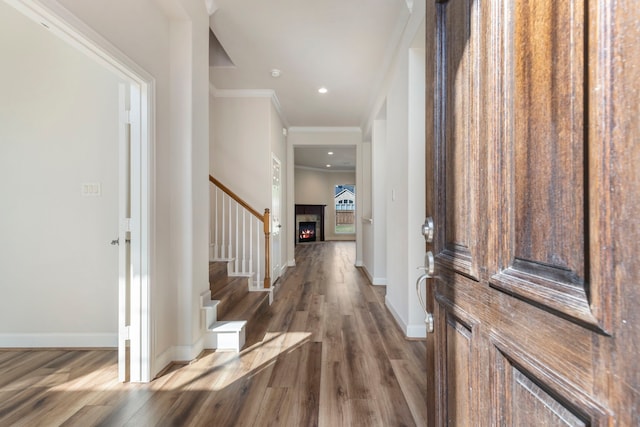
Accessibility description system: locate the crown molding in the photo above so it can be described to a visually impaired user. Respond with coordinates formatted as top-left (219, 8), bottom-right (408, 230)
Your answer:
top-left (294, 165), bottom-right (355, 173)
top-left (288, 126), bottom-right (362, 134)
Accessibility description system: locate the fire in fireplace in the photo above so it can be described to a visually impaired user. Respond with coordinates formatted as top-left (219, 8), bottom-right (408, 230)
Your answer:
top-left (299, 222), bottom-right (316, 242)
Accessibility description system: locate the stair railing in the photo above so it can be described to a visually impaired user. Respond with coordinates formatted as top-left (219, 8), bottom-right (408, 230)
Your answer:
top-left (209, 175), bottom-right (271, 288)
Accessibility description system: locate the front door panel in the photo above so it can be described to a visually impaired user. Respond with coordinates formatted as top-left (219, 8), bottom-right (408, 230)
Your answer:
top-left (425, 0), bottom-right (636, 424)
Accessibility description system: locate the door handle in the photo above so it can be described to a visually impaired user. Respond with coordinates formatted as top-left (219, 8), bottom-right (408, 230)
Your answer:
top-left (417, 251), bottom-right (435, 333)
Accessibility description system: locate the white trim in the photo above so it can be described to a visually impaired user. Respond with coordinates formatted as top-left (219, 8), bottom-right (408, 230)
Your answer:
top-left (385, 296), bottom-right (426, 338)
top-left (172, 339), bottom-right (205, 362)
top-left (288, 126), bottom-right (362, 134)
top-left (5, 0), bottom-right (154, 83)
top-left (294, 164), bottom-right (355, 173)
top-left (287, 259), bottom-right (296, 267)
top-left (0, 333), bottom-right (117, 348)
top-left (154, 346), bottom-right (176, 376)
top-left (361, 265), bottom-right (387, 286)
top-left (8, 0), bottom-right (155, 383)
top-left (406, 323), bottom-right (427, 339)
top-left (385, 296), bottom-right (408, 335)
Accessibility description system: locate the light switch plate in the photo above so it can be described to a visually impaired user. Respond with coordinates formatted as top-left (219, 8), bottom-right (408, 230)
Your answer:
top-left (81, 182), bottom-right (101, 197)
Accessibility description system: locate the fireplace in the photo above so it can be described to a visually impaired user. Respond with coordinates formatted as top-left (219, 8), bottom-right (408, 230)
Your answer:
top-left (299, 222), bottom-right (316, 242)
top-left (295, 204), bottom-right (325, 244)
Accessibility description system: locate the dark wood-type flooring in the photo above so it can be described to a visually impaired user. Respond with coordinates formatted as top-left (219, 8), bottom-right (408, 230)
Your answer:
top-left (0, 242), bottom-right (427, 426)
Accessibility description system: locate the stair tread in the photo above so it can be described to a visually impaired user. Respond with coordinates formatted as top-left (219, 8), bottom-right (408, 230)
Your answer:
top-left (222, 291), bottom-right (270, 321)
top-left (206, 259), bottom-right (272, 351)
top-left (211, 275), bottom-right (248, 299)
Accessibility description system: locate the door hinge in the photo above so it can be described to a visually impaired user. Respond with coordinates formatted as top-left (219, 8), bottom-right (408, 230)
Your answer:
top-left (121, 325), bottom-right (130, 340)
top-left (124, 110), bottom-right (132, 124)
top-left (122, 218), bottom-right (133, 232)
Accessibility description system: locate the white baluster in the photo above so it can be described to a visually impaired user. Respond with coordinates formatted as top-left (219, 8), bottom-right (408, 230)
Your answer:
top-left (227, 197), bottom-right (232, 261)
top-left (221, 195), bottom-right (226, 258)
top-left (242, 210), bottom-right (247, 274)
top-left (255, 217), bottom-right (261, 288)
top-left (249, 218), bottom-right (253, 278)
top-left (214, 187), bottom-right (219, 259)
top-left (235, 203), bottom-right (239, 273)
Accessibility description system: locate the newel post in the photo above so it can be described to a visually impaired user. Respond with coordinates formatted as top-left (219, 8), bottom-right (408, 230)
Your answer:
top-left (263, 208), bottom-right (271, 288)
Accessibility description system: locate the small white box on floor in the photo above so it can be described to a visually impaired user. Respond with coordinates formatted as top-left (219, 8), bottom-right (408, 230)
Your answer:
top-left (209, 321), bottom-right (246, 352)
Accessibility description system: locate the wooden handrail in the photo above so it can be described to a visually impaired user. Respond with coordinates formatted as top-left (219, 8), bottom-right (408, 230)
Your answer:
top-left (209, 175), bottom-right (263, 220)
top-left (209, 174), bottom-right (271, 288)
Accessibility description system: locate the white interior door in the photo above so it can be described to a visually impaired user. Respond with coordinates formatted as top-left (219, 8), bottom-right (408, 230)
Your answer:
top-left (117, 83), bottom-right (130, 382)
top-left (271, 154), bottom-right (282, 282)
top-left (118, 82), bottom-right (148, 382)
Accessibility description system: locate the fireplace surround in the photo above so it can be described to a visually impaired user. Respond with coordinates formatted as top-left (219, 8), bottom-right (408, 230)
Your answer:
top-left (295, 204), bottom-right (325, 244)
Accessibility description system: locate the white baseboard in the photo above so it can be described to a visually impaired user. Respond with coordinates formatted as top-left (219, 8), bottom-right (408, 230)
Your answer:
top-left (385, 297), bottom-right (408, 335)
top-left (355, 259), bottom-right (364, 267)
top-left (384, 297), bottom-right (427, 339)
top-left (406, 323), bottom-right (427, 339)
top-left (360, 265), bottom-right (387, 286)
top-left (171, 337), bottom-right (205, 363)
top-left (0, 332), bottom-right (117, 348)
top-left (287, 258), bottom-right (296, 267)
top-left (153, 346), bottom-right (176, 378)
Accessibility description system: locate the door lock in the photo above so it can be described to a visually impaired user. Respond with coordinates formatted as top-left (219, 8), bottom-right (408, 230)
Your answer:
top-left (421, 217), bottom-right (434, 242)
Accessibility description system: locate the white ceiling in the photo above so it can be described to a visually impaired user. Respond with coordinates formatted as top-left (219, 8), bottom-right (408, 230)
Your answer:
top-left (209, 0), bottom-right (410, 128)
top-left (294, 146), bottom-right (356, 172)
top-left (209, 0), bottom-right (413, 172)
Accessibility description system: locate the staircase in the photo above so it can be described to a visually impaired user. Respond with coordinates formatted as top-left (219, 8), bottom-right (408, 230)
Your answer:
top-left (201, 259), bottom-right (272, 351)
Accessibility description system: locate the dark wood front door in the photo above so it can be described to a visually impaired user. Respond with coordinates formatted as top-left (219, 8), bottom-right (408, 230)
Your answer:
top-left (424, 0), bottom-right (640, 424)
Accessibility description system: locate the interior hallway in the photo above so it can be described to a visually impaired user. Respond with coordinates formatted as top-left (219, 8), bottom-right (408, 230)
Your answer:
top-left (0, 242), bottom-right (427, 426)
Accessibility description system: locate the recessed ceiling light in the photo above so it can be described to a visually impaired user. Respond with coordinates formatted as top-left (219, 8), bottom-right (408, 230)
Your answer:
top-left (271, 69), bottom-right (281, 78)
top-left (328, 151), bottom-right (334, 155)
top-left (318, 87), bottom-right (328, 94)
top-left (326, 164), bottom-right (331, 168)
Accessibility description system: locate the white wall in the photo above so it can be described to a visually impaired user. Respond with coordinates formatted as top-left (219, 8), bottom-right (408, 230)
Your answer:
top-left (368, 118), bottom-right (388, 285)
top-left (363, 2), bottom-right (426, 338)
top-left (0, 2), bottom-right (122, 346)
top-left (361, 141), bottom-right (375, 278)
top-left (407, 41), bottom-right (426, 336)
top-left (294, 168), bottom-right (356, 241)
top-left (211, 95), bottom-right (271, 209)
top-left (60, 0), bottom-right (211, 368)
top-left (385, 45), bottom-right (411, 334)
top-left (210, 92), bottom-right (288, 283)
top-left (4, 0), bottom-right (212, 376)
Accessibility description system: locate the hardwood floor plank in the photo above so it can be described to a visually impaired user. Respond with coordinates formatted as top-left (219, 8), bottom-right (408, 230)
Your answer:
top-left (348, 398), bottom-right (385, 426)
top-left (292, 341), bottom-right (322, 426)
top-left (0, 242), bottom-right (427, 426)
top-left (307, 294), bottom-right (325, 342)
top-left (391, 359), bottom-right (428, 427)
top-left (319, 360), bottom-right (352, 427)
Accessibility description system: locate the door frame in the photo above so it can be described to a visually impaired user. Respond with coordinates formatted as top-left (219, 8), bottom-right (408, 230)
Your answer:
top-left (271, 152), bottom-right (282, 282)
top-left (8, 0), bottom-right (154, 382)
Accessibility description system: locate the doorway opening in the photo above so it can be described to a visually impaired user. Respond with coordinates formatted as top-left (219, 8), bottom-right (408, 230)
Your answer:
top-left (8, 0), bottom-right (154, 383)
